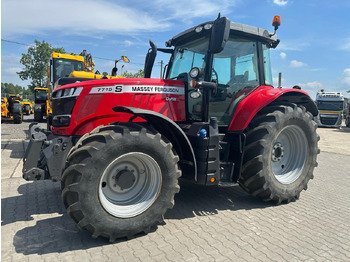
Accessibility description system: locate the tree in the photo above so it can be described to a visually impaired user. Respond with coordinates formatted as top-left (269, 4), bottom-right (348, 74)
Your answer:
top-left (17, 40), bottom-right (65, 92)
top-left (1, 82), bottom-right (34, 100)
top-left (122, 69), bottom-right (144, 78)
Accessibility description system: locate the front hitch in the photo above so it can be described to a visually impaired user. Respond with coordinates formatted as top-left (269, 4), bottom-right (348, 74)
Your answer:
top-left (23, 123), bottom-right (49, 180)
top-left (22, 123), bottom-right (73, 181)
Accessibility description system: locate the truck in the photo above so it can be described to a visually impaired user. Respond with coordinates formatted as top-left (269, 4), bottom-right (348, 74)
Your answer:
top-left (315, 90), bottom-right (344, 128)
top-left (23, 15), bottom-right (319, 241)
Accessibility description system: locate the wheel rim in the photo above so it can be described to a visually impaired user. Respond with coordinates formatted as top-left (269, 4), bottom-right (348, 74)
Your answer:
top-left (271, 125), bottom-right (308, 184)
top-left (99, 152), bottom-right (162, 218)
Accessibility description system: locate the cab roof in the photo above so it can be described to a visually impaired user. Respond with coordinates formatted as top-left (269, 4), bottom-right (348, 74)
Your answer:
top-left (167, 18), bottom-right (277, 47)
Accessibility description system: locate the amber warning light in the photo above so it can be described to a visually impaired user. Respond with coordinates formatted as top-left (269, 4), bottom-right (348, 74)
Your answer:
top-left (272, 15), bottom-right (281, 30)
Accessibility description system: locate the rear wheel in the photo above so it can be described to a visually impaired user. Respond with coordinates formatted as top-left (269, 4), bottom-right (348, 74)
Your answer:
top-left (62, 124), bottom-right (181, 241)
top-left (239, 104), bottom-right (319, 203)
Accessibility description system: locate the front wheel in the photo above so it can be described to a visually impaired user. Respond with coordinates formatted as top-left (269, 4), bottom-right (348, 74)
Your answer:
top-left (239, 104), bottom-right (319, 203)
top-left (34, 112), bottom-right (43, 122)
top-left (62, 124), bottom-right (181, 241)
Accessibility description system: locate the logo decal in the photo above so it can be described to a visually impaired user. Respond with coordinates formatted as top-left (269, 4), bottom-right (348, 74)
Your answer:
top-left (90, 85), bottom-right (184, 95)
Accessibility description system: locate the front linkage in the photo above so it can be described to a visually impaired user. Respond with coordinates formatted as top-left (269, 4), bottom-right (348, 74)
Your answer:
top-left (23, 123), bottom-right (73, 182)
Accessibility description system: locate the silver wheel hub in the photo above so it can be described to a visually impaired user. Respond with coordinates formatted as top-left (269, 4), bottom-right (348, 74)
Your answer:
top-left (99, 152), bottom-right (162, 218)
top-left (271, 125), bottom-right (308, 184)
top-left (271, 142), bottom-right (284, 162)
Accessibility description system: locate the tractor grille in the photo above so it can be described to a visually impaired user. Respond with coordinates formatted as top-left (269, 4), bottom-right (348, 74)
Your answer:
top-left (320, 117), bottom-right (338, 126)
top-left (51, 97), bottom-right (77, 116)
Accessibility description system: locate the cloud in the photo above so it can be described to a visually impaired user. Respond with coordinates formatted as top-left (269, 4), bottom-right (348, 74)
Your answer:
top-left (153, 0), bottom-right (238, 22)
top-left (273, 0), bottom-right (288, 6)
top-left (2, 0), bottom-right (173, 37)
top-left (2, 0), bottom-right (239, 37)
top-left (341, 68), bottom-right (350, 86)
top-left (290, 60), bottom-right (307, 68)
top-left (280, 52), bottom-right (287, 59)
top-left (297, 81), bottom-right (323, 90)
top-left (4, 67), bottom-right (23, 74)
top-left (124, 40), bottom-right (135, 47)
top-left (339, 38), bottom-right (350, 51)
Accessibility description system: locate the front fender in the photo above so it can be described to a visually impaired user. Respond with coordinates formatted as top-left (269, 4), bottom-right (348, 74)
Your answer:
top-left (228, 86), bottom-right (318, 131)
top-left (113, 106), bottom-right (197, 180)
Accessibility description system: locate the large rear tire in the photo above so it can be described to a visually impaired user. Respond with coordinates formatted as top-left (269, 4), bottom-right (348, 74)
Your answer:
top-left (62, 124), bottom-right (181, 241)
top-left (239, 104), bottom-right (319, 203)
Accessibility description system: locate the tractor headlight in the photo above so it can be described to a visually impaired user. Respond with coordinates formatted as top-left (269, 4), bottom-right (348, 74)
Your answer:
top-left (204, 23), bottom-right (212, 30)
top-left (189, 67), bottom-right (202, 79)
top-left (195, 26), bottom-right (203, 33)
top-left (53, 87), bottom-right (83, 99)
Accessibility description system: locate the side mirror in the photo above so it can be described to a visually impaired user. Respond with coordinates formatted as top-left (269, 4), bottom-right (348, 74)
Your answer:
top-left (209, 17), bottom-right (230, 54)
top-left (111, 56), bottom-right (130, 76)
top-left (121, 56), bottom-right (130, 63)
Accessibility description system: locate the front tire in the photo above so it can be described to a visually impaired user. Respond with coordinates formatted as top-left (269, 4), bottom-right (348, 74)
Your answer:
top-left (239, 104), bottom-right (319, 203)
top-left (62, 124), bottom-right (181, 241)
top-left (34, 112), bottom-right (43, 122)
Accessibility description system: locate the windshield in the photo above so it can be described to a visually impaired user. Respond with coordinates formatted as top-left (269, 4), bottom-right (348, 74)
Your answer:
top-left (168, 37), bottom-right (208, 80)
top-left (35, 90), bottom-right (48, 101)
top-left (52, 58), bottom-right (84, 84)
top-left (317, 101), bottom-right (344, 111)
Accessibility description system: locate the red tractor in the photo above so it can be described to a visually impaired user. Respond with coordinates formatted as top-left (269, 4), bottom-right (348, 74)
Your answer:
top-left (23, 15), bottom-right (319, 241)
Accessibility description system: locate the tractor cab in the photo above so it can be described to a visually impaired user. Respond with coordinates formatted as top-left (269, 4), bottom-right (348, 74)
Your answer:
top-left (34, 88), bottom-right (48, 104)
top-left (145, 16), bottom-right (279, 125)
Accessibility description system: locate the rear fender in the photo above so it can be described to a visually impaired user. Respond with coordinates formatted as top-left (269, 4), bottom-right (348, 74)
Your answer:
top-left (228, 86), bottom-right (318, 131)
top-left (113, 106), bottom-right (197, 180)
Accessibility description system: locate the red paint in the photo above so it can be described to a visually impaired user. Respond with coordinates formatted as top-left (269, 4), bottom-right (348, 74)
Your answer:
top-left (228, 85), bottom-right (311, 131)
top-left (51, 78), bottom-right (186, 136)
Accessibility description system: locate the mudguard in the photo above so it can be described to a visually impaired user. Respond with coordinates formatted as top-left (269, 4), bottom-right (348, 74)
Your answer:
top-left (228, 86), bottom-right (318, 131)
top-left (113, 106), bottom-right (197, 180)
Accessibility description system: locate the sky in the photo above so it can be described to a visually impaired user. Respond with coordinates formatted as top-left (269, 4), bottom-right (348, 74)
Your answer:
top-left (1, 0), bottom-right (350, 100)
